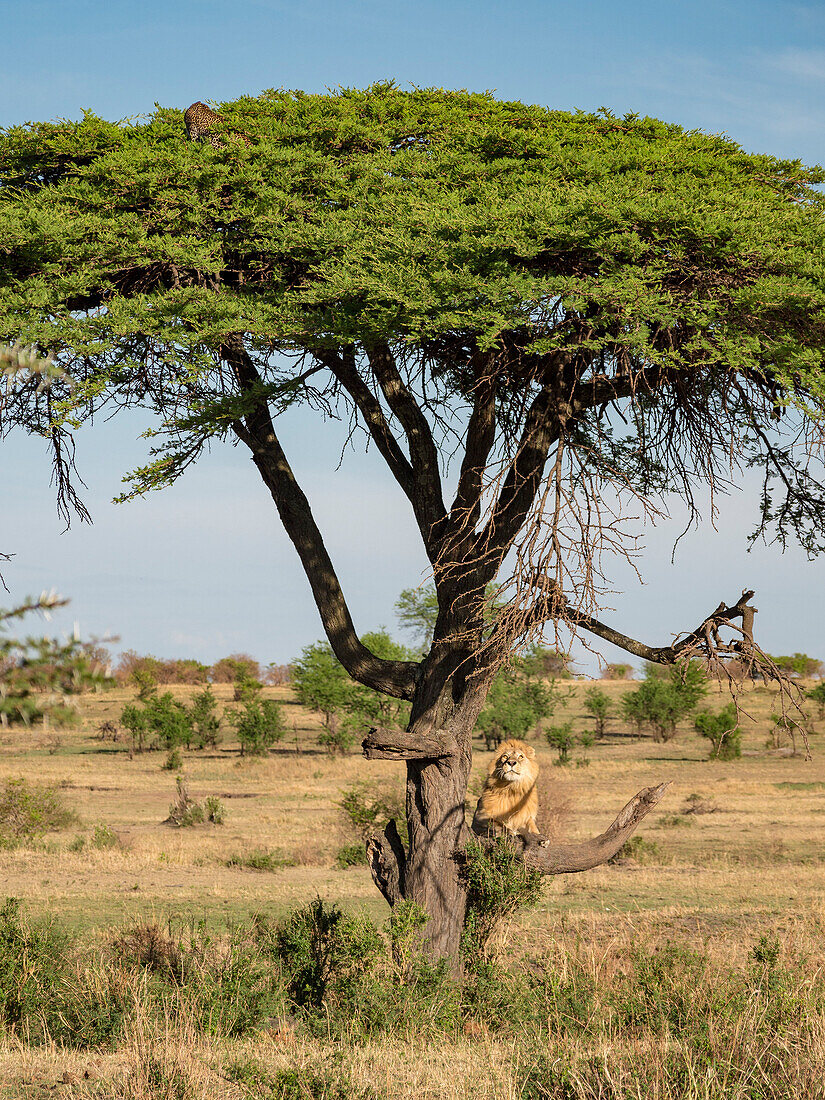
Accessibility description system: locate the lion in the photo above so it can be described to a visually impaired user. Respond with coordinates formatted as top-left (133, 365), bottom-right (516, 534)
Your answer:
top-left (472, 738), bottom-right (545, 844)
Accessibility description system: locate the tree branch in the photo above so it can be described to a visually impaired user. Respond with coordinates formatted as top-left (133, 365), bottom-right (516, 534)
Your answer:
top-left (471, 782), bottom-right (671, 873)
top-left (473, 385), bottom-right (560, 580)
top-left (365, 342), bottom-right (447, 552)
top-left (222, 339), bottom-right (418, 699)
top-left (524, 782), bottom-right (671, 873)
top-left (447, 360), bottom-right (497, 538)
top-left (362, 726), bottom-right (459, 760)
top-left (519, 576), bottom-right (760, 665)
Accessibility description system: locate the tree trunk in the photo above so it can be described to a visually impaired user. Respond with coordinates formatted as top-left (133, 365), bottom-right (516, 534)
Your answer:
top-left (368, 659), bottom-right (491, 964)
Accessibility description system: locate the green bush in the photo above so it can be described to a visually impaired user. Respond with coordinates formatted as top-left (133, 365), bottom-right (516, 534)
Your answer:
top-left (226, 849), bottom-right (294, 872)
top-left (622, 662), bottom-right (708, 741)
top-left (335, 842), bottom-right (366, 869)
top-left (162, 748), bottom-right (183, 771)
top-left (476, 664), bottom-right (558, 750)
top-left (0, 777), bottom-right (77, 840)
top-left (164, 777), bottom-right (224, 827)
top-left (544, 722), bottom-right (591, 766)
top-left (582, 686), bottom-right (612, 738)
top-left (694, 702), bottom-right (742, 760)
top-left (461, 839), bottom-right (544, 957)
top-left (121, 687), bottom-right (194, 752)
top-left (227, 697), bottom-right (285, 755)
top-left (270, 899), bottom-right (383, 1011)
top-left (807, 681), bottom-right (825, 720)
top-left (188, 685), bottom-right (221, 747)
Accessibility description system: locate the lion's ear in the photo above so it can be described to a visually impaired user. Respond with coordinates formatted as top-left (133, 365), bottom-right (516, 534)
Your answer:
top-left (524, 744), bottom-right (536, 759)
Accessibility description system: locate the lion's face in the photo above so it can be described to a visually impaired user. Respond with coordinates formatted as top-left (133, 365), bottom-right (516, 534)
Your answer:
top-left (490, 739), bottom-right (537, 787)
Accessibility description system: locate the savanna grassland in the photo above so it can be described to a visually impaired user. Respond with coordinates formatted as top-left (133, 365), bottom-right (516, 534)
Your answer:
top-left (2, 676), bottom-right (825, 1100)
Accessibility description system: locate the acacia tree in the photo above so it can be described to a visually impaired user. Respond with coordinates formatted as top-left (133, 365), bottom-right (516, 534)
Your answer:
top-left (2, 88), bottom-right (825, 962)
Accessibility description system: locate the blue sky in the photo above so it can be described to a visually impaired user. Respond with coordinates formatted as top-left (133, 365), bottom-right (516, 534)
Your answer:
top-left (2, 0), bottom-right (825, 672)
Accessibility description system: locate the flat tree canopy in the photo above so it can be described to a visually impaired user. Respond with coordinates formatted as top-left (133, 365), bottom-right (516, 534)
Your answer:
top-left (2, 87), bottom-right (824, 960)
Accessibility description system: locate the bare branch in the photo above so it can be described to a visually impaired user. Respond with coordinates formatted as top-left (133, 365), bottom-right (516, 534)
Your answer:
top-left (471, 782), bottom-right (670, 874)
top-left (524, 782), bottom-right (671, 873)
top-left (362, 726), bottom-right (459, 760)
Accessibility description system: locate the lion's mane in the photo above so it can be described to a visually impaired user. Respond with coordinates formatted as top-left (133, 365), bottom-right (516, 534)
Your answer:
top-left (472, 738), bottom-right (541, 838)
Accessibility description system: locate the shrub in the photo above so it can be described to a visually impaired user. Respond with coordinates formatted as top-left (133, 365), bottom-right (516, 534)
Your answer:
top-left (164, 777), bottom-right (224, 827)
top-left (600, 662), bottom-right (634, 680)
top-left (226, 697), bottom-right (285, 755)
top-left (188, 685), bottom-right (221, 747)
top-left (0, 777), bottom-right (77, 839)
top-left (461, 839), bottom-right (544, 957)
top-left (545, 722), bottom-right (591, 766)
top-left (621, 661), bottom-right (707, 741)
top-left (162, 748), bottom-right (183, 771)
top-left (120, 687), bottom-right (194, 752)
top-left (337, 781), bottom-right (407, 867)
top-left (694, 702), bottom-right (742, 759)
top-left (226, 849), bottom-right (294, 872)
top-left (807, 681), bottom-right (825, 720)
top-left (608, 834), bottom-right (661, 865)
top-left (476, 662), bottom-right (559, 749)
top-left (91, 824), bottom-right (120, 849)
top-left (270, 899), bottom-right (383, 1011)
top-left (582, 686), bottom-right (612, 738)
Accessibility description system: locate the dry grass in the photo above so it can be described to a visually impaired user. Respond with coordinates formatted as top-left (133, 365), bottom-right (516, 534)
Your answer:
top-left (1, 678), bottom-right (824, 1096)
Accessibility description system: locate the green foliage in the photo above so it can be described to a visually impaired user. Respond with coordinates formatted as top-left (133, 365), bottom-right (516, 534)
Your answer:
top-left (120, 686), bottom-right (193, 752)
top-left (765, 652), bottom-right (823, 678)
top-left (694, 702), bottom-right (742, 760)
top-left (226, 849), bottom-right (295, 872)
top-left (806, 681), bottom-right (825, 720)
top-left (476, 658), bottom-right (560, 750)
top-left (162, 748), bottom-right (183, 771)
top-left (336, 781), bottom-right (407, 868)
top-left (622, 662), bottom-right (708, 741)
top-left (335, 843), bottom-right (366, 869)
top-left (3, 90), bottom-right (824, 560)
top-left (270, 899), bottom-right (383, 1011)
top-left (293, 633), bottom-right (411, 755)
top-left (545, 721), bottom-right (591, 766)
top-left (0, 898), bottom-right (128, 1048)
top-left (227, 697), bottom-right (285, 755)
top-left (394, 585), bottom-right (439, 653)
top-left (608, 834), bottom-right (661, 865)
top-left (582, 686), bottom-right (612, 737)
top-left (461, 839), bottom-right (544, 957)
top-left (0, 777), bottom-right (77, 840)
top-left (188, 685), bottom-right (221, 747)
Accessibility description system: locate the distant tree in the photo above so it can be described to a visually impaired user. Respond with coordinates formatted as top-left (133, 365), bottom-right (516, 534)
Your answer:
top-left (395, 586), bottom-right (440, 655)
top-left (600, 664), bottom-right (634, 681)
top-left (227, 697), bottom-right (285, 755)
top-left (188, 686), bottom-right (221, 748)
top-left (765, 653), bottom-right (823, 679)
top-left (476, 661), bottom-right (558, 750)
top-left (293, 631), bottom-right (412, 754)
top-left (210, 654), bottom-right (262, 684)
top-left (807, 682), bottom-right (825, 721)
top-left (694, 703), bottom-right (741, 760)
top-left (583, 687), bottom-right (613, 739)
top-left (622, 663), bottom-right (708, 742)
